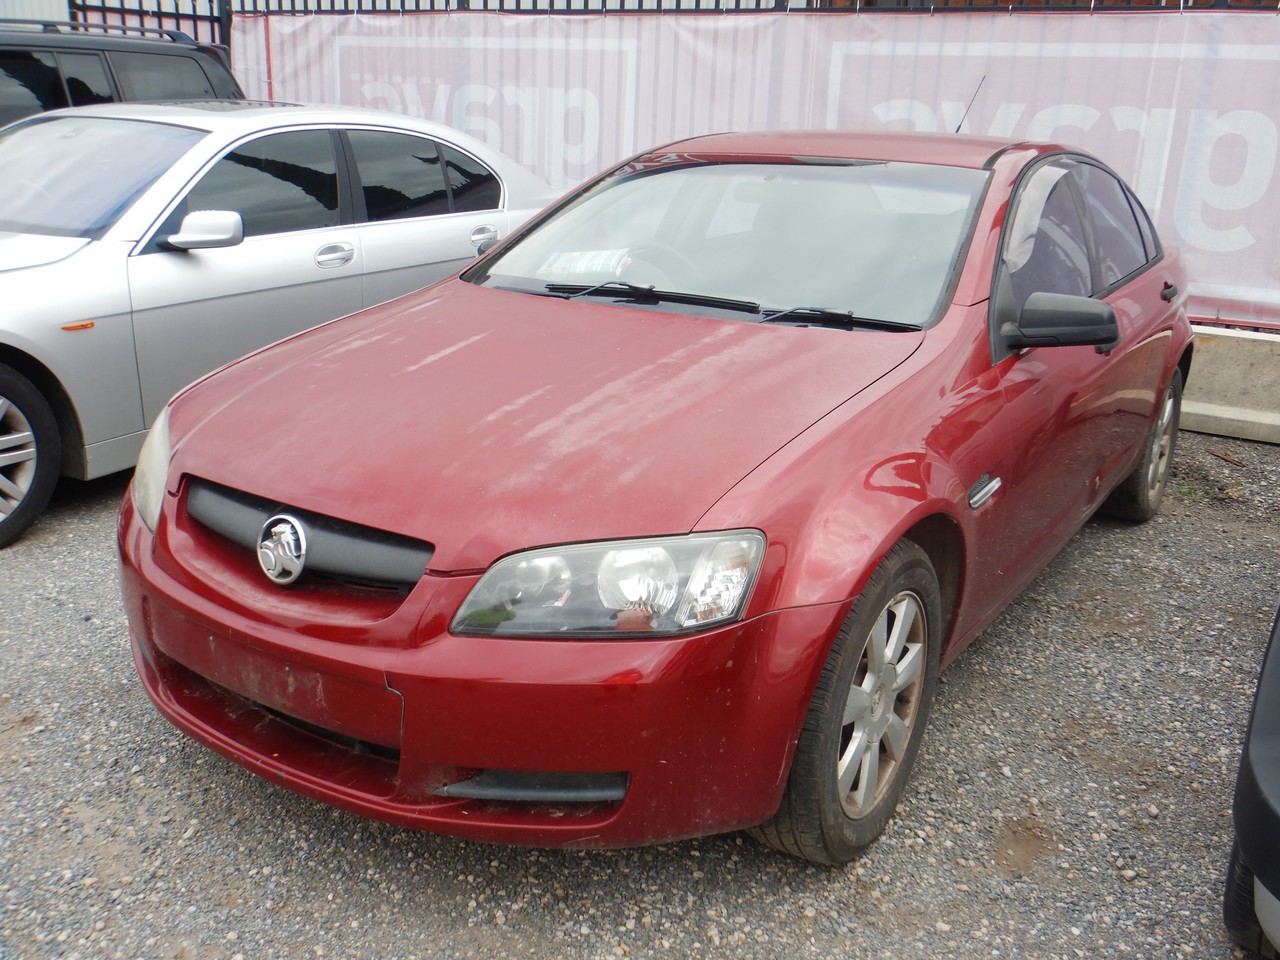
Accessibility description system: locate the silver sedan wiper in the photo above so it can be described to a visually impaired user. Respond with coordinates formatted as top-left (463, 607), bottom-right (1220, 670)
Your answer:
top-left (759, 307), bottom-right (919, 332)
top-left (545, 281), bottom-right (761, 315)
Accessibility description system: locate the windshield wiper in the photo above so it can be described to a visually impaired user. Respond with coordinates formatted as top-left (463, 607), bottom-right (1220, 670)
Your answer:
top-left (545, 281), bottom-right (761, 315)
top-left (546, 280), bottom-right (656, 301)
top-left (758, 307), bottom-right (919, 332)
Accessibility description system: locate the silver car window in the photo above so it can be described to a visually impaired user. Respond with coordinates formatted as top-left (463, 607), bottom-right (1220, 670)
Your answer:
top-left (0, 115), bottom-right (204, 238)
top-left (347, 129), bottom-right (449, 222)
top-left (158, 129), bottom-right (341, 240)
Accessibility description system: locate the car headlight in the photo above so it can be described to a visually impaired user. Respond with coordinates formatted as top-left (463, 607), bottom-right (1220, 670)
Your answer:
top-left (452, 530), bottom-right (765, 637)
top-left (132, 406), bottom-right (172, 531)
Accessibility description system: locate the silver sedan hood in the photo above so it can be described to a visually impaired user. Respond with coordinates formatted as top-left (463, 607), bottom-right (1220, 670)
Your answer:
top-left (0, 233), bottom-right (90, 273)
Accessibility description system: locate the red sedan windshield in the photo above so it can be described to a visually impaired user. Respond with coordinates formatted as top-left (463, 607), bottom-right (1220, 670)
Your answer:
top-left (474, 159), bottom-right (989, 327)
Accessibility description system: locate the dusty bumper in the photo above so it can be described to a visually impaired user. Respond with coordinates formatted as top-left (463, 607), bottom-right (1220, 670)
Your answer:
top-left (119, 492), bottom-right (844, 848)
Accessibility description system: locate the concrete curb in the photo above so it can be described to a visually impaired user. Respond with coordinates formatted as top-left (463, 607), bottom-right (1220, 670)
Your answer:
top-left (1182, 325), bottom-right (1280, 445)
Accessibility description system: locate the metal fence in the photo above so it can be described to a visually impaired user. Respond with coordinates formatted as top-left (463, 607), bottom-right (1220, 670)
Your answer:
top-left (67, 0), bottom-right (1280, 52)
top-left (69, 0), bottom-right (229, 45)
top-left (231, 0), bottom-right (1280, 9)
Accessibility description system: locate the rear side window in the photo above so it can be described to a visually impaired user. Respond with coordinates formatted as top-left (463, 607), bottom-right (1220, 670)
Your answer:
top-left (168, 130), bottom-right (340, 238)
top-left (58, 53), bottom-right (113, 107)
top-left (441, 144), bottom-right (500, 212)
top-left (347, 129), bottom-right (450, 222)
top-left (0, 51), bottom-right (68, 125)
top-left (109, 52), bottom-right (217, 101)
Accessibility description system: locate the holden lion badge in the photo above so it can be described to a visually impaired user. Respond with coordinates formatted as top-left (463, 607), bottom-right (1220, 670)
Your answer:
top-left (257, 514), bottom-right (307, 585)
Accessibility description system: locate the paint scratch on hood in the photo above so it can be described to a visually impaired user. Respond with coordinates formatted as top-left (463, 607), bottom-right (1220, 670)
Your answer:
top-left (406, 333), bottom-right (489, 373)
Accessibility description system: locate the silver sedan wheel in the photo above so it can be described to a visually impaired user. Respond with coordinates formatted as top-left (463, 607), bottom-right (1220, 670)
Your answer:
top-left (837, 589), bottom-right (927, 819)
top-left (0, 395), bottom-right (38, 519)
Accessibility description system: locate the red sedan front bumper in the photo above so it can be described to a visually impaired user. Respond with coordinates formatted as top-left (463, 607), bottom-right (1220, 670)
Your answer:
top-left (119, 488), bottom-right (846, 848)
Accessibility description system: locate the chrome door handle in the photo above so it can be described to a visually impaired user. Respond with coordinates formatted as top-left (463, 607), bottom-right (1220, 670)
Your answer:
top-left (315, 242), bottom-right (355, 268)
top-left (470, 225), bottom-right (500, 248)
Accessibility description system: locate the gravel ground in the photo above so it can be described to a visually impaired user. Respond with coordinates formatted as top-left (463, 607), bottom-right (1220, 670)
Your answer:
top-left (1, 429), bottom-right (1277, 960)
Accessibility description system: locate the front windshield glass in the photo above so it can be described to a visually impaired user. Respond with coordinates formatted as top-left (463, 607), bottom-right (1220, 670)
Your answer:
top-left (0, 116), bottom-right (205, 238)
top-left (472, 159), bottom-right (989, 327)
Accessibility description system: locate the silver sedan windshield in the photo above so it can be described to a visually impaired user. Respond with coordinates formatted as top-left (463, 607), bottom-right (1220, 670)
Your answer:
top-left (477, 160), bottom-right (989, 327)
top-left (0, 116), bottom-right (205, 239)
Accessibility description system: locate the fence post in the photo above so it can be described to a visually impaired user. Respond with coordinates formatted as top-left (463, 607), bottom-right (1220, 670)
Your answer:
top-left (218, 0), bottom-right (234, 50)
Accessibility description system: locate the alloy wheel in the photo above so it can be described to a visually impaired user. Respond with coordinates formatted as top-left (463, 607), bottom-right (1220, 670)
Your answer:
top-left (837, 589), bottom-right (927, 818)
top-left (0, 395), bottom-right (37, 519)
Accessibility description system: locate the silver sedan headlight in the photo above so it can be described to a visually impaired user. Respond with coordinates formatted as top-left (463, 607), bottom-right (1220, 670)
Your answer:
top-left (452, 530), bottom-right (765, 637)
top-left (131, 406), bottom-right (172, 531)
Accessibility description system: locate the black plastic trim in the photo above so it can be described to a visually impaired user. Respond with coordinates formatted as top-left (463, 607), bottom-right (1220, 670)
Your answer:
top-left (434, 770), bottom-right (628, 803)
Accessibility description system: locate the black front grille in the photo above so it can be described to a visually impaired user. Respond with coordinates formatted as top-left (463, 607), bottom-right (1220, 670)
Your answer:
top-left (185, 477), bottom-right (433, 591)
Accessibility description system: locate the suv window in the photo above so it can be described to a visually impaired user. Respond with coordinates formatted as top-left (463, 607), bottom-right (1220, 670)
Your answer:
top-left (0, 51), bottom-right (67, 125)
top-left (109, 51), bottom-right (216, 101)
top-left (0, 23), bottom-right (242, 124)
top-left (162, 130), bottom-right (341, 239)
top-left (59, 52), bottom-right (113, 107)
top-left (347, 129), bottom-right (450, 222)
top-left (441, 144), bottom-right (501, 212)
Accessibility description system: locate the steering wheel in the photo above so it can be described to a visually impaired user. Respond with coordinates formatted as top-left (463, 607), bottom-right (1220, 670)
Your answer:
top-left (621, 240), bottom-right (706, 289)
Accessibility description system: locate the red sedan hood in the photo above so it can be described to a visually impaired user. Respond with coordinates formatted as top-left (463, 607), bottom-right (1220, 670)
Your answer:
top-left (170, 281), bottom-right (922, 571)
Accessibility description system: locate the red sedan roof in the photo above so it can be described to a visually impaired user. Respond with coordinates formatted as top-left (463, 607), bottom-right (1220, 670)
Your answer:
top-left (658, 130), bottom-right (1035, 169)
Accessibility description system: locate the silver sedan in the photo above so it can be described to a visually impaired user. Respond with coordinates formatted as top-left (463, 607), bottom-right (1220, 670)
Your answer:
top-left (0, 101), bottom-right (555, 546)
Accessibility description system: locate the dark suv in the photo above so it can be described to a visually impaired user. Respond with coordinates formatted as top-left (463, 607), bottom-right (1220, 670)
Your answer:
top-left (1226, 606), bottom-right (1280, 958)
top-left (0, 19), bottom-right (242, 127)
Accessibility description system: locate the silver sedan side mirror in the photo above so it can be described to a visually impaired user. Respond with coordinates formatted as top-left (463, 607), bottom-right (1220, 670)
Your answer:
top-left (165, 210), bottom-right (245, 251)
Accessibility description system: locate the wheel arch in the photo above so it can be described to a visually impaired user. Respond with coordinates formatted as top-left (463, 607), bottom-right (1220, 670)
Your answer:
top-left (1177, 339), bottom-right (1194, 389)
top-left (898, 512), bottom-right (966, 660)
top-left (0, 345), bottom-right (86, 479)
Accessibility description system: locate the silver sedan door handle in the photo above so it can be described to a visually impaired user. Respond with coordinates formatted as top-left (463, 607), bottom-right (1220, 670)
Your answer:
top-left (470, 225), bottom-right (500, 248)
top-left (315, 242), bottom-right (356, 269)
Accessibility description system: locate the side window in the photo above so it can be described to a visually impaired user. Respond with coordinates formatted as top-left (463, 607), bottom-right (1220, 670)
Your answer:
top-left (347, 130), bottom-right (450, 222)
top-left (440, 144), bottom-right (501, 212)
top-left (108, 52), bottom-right (216, 101)
top-left (58, 53), bottom-right (113, 107)
top-left (0, 51), bottom-right (68, 125)
top-left (159, 130), bottom-right (340, 240)
top-left (1070, 163), bottom-right (1148, 290)
top-left (1003, 164), bottom-right (1091, 316)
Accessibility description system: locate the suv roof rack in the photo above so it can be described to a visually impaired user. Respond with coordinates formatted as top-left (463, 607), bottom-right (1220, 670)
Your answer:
top-left (0, 19), bottom-right (195, 44)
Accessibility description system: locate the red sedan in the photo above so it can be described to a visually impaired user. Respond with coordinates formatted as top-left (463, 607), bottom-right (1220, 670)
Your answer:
top-left (118, 132), bottom-right (1193, 864)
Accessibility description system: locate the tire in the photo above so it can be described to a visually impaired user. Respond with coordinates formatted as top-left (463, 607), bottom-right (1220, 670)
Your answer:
top-left (1102, 366), bottom-right (1182, 522)
top-left (0, 363), bottom-right (61, 549)
top-left (750, 540), bottom-right (942, 865)
top-left (1224, 839), bottom-right (1280, 958)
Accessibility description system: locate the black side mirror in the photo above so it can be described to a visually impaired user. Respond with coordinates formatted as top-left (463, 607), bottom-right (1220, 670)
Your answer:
top-left (1001, 291), bottom-right (1120, 352)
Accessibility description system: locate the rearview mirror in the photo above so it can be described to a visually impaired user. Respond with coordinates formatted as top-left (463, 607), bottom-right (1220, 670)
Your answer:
top-left (165, 210), bottom-right (244, 251)
top-left (1001, 291), bottom-right (1120, 351)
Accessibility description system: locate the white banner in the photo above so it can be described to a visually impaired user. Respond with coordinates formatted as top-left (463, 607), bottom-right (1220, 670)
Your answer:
top-left (233, 11), bottom-right (1280, 327)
